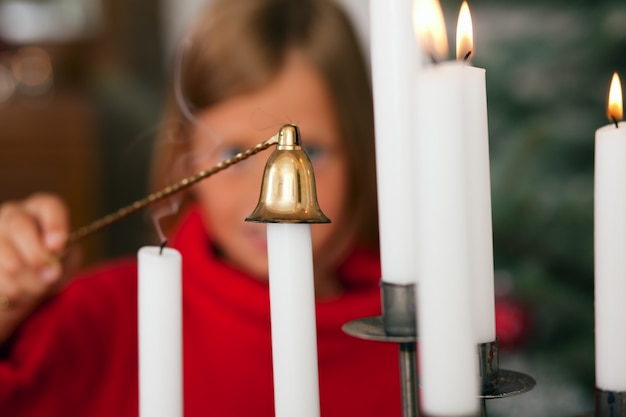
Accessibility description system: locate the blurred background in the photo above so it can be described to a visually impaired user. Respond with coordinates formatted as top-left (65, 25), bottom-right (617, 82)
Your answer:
top-left (461, 1), bottom-right (625, 416)
top-left (0, 0), bottom-right (166, 262)
top-left (1, 0), bottom-right (625, 415)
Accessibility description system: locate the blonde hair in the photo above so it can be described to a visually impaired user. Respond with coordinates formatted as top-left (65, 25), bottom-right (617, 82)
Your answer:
top-left (151, 0), bottom-right (379, 248)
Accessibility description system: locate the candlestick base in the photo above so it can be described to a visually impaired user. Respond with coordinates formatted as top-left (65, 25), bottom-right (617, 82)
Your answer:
top-left (343, 315), bottom-right (415, 343)
top-left (343, 317), bottom-right (535, 399)
top-left (343, 315), bottom-right (418, 417)
top-left (479, 369), bottom-right (536, 399)
top-left (345, 284), bottom-right (535, 417)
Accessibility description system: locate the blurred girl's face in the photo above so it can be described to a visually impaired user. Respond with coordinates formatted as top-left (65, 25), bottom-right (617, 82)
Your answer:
top-left (188, 53), bottom-right (350, 288)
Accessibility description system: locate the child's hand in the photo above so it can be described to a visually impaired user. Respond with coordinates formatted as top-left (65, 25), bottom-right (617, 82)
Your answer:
top-left (0, 193), bottom-right (76, 344)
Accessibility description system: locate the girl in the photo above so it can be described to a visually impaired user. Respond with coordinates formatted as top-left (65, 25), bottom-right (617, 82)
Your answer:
top-left (0, 0), bottom-right (402, 416)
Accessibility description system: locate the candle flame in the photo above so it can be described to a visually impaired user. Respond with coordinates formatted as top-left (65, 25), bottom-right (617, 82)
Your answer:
top-left (456, 1), bottom-right (473, 61)
top-left (607, 72), bottom-right (623, 123)
top-left (413, 0), bottom-right (448, 62)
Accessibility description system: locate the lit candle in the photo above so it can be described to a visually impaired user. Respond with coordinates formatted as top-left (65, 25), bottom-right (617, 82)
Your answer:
top-left (138, 246), bottom-right (183, 417)
top-left (456, 0), bottom-right (496, 345)
top-left (413, 0), bottom-right (495, 343)
top-left (595, 72), bottom-right (626, 392)
top-left (413, 0), bottom-right (480, 414)
top-left (370, 0), bottom-right (423, 284)
top-left (266, 223), bottom-right (320, 417)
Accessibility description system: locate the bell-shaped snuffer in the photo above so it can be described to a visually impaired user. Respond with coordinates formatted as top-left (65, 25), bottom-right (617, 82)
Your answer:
top-left (246, 124), bottom-right (330, 224)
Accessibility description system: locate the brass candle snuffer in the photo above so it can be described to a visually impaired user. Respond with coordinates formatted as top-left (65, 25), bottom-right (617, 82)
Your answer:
top-left (245, 123), bottom-right (329, 224)
top-left (68, 123), bottom-right (329, 246)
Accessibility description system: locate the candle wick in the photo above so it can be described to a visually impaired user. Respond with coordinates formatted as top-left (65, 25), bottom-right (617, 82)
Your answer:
top-left (612, 116), bottom-right (620, 129)
top-left (463, 50), bottom-right (473, 62)
top-left (159, 240), bottom-right (168, 255)
top-left (429, 53), bottom-right (439, 65)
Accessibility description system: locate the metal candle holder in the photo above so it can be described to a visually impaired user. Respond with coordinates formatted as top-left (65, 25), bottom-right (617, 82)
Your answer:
top-left (343, 282), bottom-right (418, 417)
top-left (594, 389), bottom-right (626, 417)
top-left (577, 389), bottom-right (626, 417)
top-left (343, 282), bottom-right (536, 417)
top-left (477, 340), bottom-right (535, 416)
top-left (478, 340), bottom-right (536, 400)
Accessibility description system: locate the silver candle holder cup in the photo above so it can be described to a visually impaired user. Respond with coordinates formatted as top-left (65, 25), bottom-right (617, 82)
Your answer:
top-left (595, 389), bottom-right (626, 417)
top-left (381, 281), bottom-right (417, 337)
top-left (477, 340), bottom-right (535, 400)
top-left (578, 389), bottom-right (626, 417)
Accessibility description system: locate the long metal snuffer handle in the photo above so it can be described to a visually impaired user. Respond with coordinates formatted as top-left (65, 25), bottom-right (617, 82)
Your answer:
top-left (67, 132), bottom-right (280, 246)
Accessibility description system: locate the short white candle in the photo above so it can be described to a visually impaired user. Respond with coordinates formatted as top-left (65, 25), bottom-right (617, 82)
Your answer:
top-left (370, 0), bottom-right (423, 284)
top-left (595, 72), bottom-right (626, 391)
top-left (266, 223), bottom-right (320, 417)
top-left (138, 246), bottom-right (183, 417)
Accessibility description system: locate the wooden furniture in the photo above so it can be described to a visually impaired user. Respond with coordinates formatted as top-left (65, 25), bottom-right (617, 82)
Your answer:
top-left (0, 92), bottom-right (103, 264)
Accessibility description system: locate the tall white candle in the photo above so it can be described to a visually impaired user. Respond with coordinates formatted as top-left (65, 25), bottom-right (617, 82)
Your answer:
top-left (370, 0), bottom-right (423, 284)
top-left (456, 1), bottom-right (496, 344)
top-left (266, 223), bottom-right (320, 417)
top-left (595, 72), bottom-right (626, 391)
top-left (138, 246), bottom-right (183, 417)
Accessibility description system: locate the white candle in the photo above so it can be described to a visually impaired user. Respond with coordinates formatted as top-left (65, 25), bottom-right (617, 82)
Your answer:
top-left (595, 72), bottom-right (626, 391)
top-left (413, 1), bottom-right (480, 414)
top-left (414, 62), bottom-right (480, 416)
top-left (266, 223), bottom-right (320, 417)
top-left (370, 0), bottom-right (423, 284)
top-left (456, 1), bottom-right (496, 344)
top-left (413, 0), bottom-right (495, 343)
top-left (138, 246), bottom-right (183, 417)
